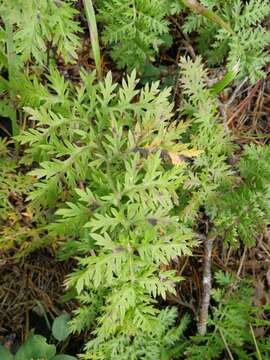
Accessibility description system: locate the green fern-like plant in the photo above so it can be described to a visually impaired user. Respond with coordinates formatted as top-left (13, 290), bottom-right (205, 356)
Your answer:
top-left (0, 0), bottom-right (81, 136)
top-left (178, 56), bottom-right (234, 224)
top-left (0, 0), bottom-right (81, 66)
top-left (213, 144), bottom-right (270, 246)
top-left (186, 272), bottom-right (270, 360)
top-left (1, 1), bottom-right (270, 357)
top-left (15, 57), bottom-right (270, 358)
top-left (179, 57), bottom-right (270, 247)
top-left (80, 308), bottom-right (189, 360)
top-left (18, 67), bottom-right (198, 356)
top-left (96, 0), bottom-right (180, 70)
top-left (182, 0), bottom-right (270, 82)
top-left (96, 0), bottom-right (270, 81)
top-left (0, 138), bottom-right (49, 256)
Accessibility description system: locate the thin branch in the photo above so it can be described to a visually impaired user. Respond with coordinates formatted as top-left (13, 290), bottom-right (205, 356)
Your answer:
top-left (198, 235), bottom-right (214, 335)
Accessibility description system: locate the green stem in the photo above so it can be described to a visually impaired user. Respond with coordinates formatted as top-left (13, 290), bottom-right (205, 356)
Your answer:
top-left (4, 20), bottom-right (20, 137)
top-left (249, 324), bottom-right (262, 360)
top-left (83, 0), bottom-right (102, 79)
top-left (180, 0), bottom-right (235, 35)
top-left (5, 20), bottom-right (14, 80)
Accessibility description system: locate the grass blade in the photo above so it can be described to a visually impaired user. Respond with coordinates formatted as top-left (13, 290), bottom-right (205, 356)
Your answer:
top-left (210, 60), bottom-right (240, 95)
top-left (83, 0), bottom-right (102, 79)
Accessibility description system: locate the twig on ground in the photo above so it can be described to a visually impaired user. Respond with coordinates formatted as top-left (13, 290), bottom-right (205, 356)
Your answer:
top-left (226, 77), bottom-right (248, 106)
top-left (237, 246), bottom-right (247, 278)
top-left (169, 16), bottom-right (196, 61)
top-left (227, 79), bottom-right (263, 126)
top-left (218, 77), bottom-right (248, 134)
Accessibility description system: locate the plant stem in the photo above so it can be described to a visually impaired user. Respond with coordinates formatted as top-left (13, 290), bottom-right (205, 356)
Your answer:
top-left (5, 19), bottom-right (20, 137)
top-left (249, 324), bottom-right (262, 360)
top-left (83, 0), bottom-right (102, 79)
top-left (218, 328), bottom-right (235, 360)
top-left (180, 0), bottom-right (234, 35)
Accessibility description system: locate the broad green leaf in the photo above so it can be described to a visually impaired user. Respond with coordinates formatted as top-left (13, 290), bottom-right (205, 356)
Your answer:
top-left (52, 314), bottom-right (71, 342)
top-left (15, 333), bottom-right (56, 360)
top-left (0, 345), bottom-right (14, 360)
top-left (52, 355), bottom-right (77, 360)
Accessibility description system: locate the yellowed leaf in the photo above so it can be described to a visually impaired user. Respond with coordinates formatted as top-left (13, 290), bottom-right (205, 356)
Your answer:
top-left (168, 152), bottom-right (185, 166)
top-left (168, 148), bottom-right (202, 166)
top-left (180, 149), bottom-right (203, 157)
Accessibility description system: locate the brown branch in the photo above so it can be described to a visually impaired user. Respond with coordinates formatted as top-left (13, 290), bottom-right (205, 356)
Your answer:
top-left (198, 235), bottom-right (214, 335)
